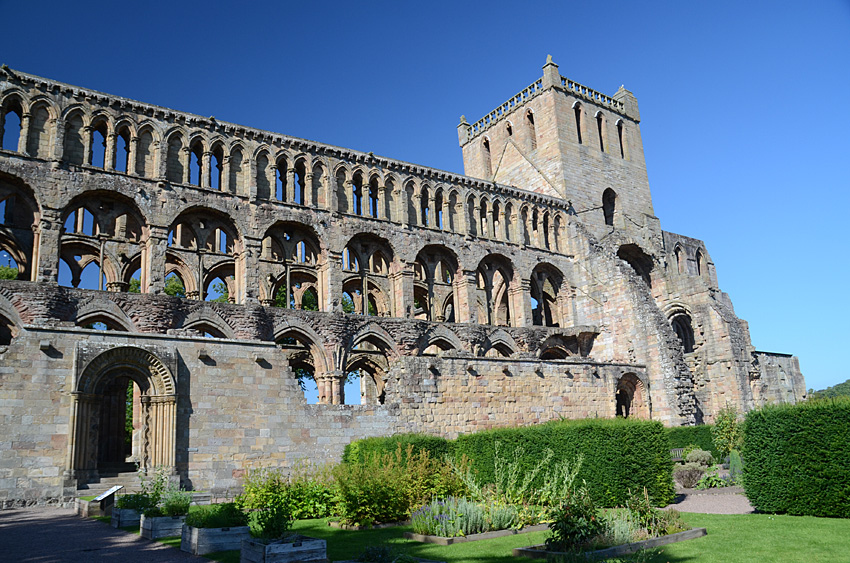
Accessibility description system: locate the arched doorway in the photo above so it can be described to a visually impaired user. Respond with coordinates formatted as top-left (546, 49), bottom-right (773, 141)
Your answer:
top-left (69, 347), bottom-right (177, 483)
top-left (615, 373), bottom-right (649, 419)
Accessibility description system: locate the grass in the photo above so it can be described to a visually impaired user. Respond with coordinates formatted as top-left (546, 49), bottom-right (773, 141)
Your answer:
top-left (205, 513), bottom-right (850, 563)
top-left (86, 509), bottom-right (850, 562)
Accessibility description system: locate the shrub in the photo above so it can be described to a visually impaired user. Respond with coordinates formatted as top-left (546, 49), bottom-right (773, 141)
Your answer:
top-left (115, 493), bottom-right (155, 512)
top-left (729, 450), bottom-right (744, 484)
top-left (184, 503), bottom-right (248, 528)
top-left (666, 425), bottom-right (719, 459)
top-left (343, 433), bottom-right (452, 465)
top-left (545, 487), bottom-right (604, 551)
top-left (286, 462), bottom-right (337, 519)
top-left (684, 448), bottom-right (713, 467)
top-left (162, 487), bottom-right (192, 516)
top-left (625, 488), bottom-right (687, 538)
top-left (742, 398), bottom-right (850, 517)
top-left (236, 468), bottom-right (294, 539)
top-left (334, 445), bottom-right (466, 526)
top-left (680, 444), bottom-right (700, 460)
top-left (453, 418), bottom-right (674, 507)
top-left (695, 466), bottom-right (733, 490)
top-left (673, 463), bottom-right (704, 488)
top-left (712, 404), bottom-right (743, 461)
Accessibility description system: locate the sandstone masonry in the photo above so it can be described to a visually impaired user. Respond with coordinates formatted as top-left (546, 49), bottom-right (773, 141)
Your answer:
top-left (0, 58), bottom-right (805, 506)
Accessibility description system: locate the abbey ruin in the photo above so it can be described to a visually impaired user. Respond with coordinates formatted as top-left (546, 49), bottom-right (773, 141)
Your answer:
top-left (0, 58), bottom-right (805, 505)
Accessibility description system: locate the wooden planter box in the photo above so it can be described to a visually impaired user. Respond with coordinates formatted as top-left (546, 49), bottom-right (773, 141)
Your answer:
top-left (181, 524), bottom-right (250, 555)
top-left (111, 507), bottom-right (141, 528)
top-left (513, 527), bottom-right (708, 559)
top-left (241, 535), bottom-right (327, 563)
top-left (75, 498), bottom-right (103, 518)
top-left (140, 514), bottom-right (187, 539)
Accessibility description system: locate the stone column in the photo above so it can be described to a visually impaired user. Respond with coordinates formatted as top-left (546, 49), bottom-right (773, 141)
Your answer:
top-left (304, 172), bottom-right (314, 207)
top-left (128, 136), bottom-right (138, 175)
top-left (455, 269), bottom-right (478, 323)
top-left (390, 266), bottom-right (415, 319)
top-left (201, 151), bottom-right (212, 189)
top-left (144, 225), bottom-right (168, 294)
top-left (105, 133), bottom-right (117, 170)
top-left (396, 188), bottom-right (408, 226)
top-left (322, 250), bottom-right (343, 313)
top-left (473, 202), bottom-right (482, 237)
top-left (181, 147), bottom-right (191, 184)
top-left (330, 371), bottom-right (345, 405)
top-left (498, 208), bottom-right (507, 241)
top-left (429, 193), bottom-right (437, 229)
top-left (377, 185), bottom-right (387, 220)
top-left (34, 208), bottom-right (62, 282)
top-left (411, 193), bottom-right (421, 226)
top-left (221, 155), bottom-right (231, 193)
top-left (511, 278), bottom-right (533, 327)
top-left (286, 168), bottom-right (296, 203)
top-left (18, 112), bottom-right (31, 154)
top-left (82, 126), bottom-right (92, 166)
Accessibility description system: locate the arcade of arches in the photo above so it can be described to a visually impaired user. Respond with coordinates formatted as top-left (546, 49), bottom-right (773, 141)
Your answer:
top-left (0, 65), bottom-right (806, 503)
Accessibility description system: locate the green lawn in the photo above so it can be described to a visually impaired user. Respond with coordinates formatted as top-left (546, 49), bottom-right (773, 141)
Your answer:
top-left (201, 513), bottom-right (850, 563)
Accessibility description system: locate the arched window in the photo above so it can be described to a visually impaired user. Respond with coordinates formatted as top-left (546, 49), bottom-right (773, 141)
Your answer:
top-left (696, 250), bottom-right (706, 277)
top-left (136, 128), bottom-right (155, 177)
top-left (671, 313), bottom-right (695, 353)
top-left (294, 160), bottom-right (307, 205)
top-left (189, 141), bottom-right (203, 186)
top-left (526, 110), bottom-right (537, 150)
top-left (352, 173), bottom-right (363, 215)
top-left (210, 145), bottom-right (224, 190)
top-left (506, 122), bottom-right (513, 137)
top-left (482, 138), bottom-right (492, 177)
top-left (276, 156), bottom-right (288, 201)
top-left (90, 121), bottom-right (108, 168)
top-left (1, 100), bottom-right (23, 152)
top-left (115, 127), bottom-right (131, 173)
top-left (166, 133), bottom-right (184, 183)
top-left (602, 188), bottom-right (616, 227)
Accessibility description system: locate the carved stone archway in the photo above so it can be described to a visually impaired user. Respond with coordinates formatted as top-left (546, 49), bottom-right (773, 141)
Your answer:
top-left (615, 373), bottom-right (650, 419)
top-left (67, 346), bottom-right (177, 483)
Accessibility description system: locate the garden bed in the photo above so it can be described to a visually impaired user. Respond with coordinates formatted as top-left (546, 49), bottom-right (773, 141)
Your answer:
top-left (140, 514), bottom-right (187, 539)
top-left (512, 527), bottom-right (708, 559)
top-left (404, 523), bottom-right (549, 546)
top-left (329, 520), bottom-right (409, 531)
top-left (181, 523), bottom-right (250, 555)
top-left (240, 534), bottom-right (327, 563)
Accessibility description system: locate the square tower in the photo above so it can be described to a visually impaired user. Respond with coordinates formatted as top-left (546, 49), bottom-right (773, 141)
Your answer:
top-left (458, 56), bottom-right (655, 233)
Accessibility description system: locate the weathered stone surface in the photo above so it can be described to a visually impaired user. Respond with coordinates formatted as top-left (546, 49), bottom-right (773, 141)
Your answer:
top-left (0, 59), bottom-right (804, 505)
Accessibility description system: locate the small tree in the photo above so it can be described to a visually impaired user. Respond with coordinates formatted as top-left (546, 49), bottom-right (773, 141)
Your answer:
top-left (712, 404), bottom-right (743, 460)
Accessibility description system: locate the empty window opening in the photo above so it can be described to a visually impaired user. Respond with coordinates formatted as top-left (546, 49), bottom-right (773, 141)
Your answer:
top-left (671, 314), bottom-right (695, 353)
top-left (617, 120), bottom-right (625, 158)
top-left (115, 129), bottom-right (130, 173)
top-left (527, 110), bottom-right (537, 150)
top-left (205, 276), bottom-right (231, 302)
top-left (420, 190), bottom-right (430, 227)
top-left (696, 250), bottom-right (706, 276)
top-left (190, 145), bottom-right (203, 186)
top-left (275, 158), bottom-right (287, 201)
top-left (0, 250), bottom-right (19, 280)
top-left (352, 176), bottom-right (363, 215)
top-left (574, 105), bottom-right (583, 144)
top-left (482, 138), bottom-right (492, 176)
top-left (127, 267), bottom-right (142, 293)
top-left (506, 122), bottom-right (513, 136)
top-left (164, 272), bottom-right (186, 298)
top-left (65, 207), bottom-right (97, 236)
top-left (1, 106), bottom-right (22, 151)
top-left (602, 188), bottom-right (616, 227)
top-left (294, 161), bottom-right (306, 204)
top-left (58, 258), bottom-right (101, 290)
top-left (91, 125), bottom-right (107, 168)
top-left (596, 113), bottom-right (605, 152)
top-left (342, 370), bottom-right (362, 405)
top-left (368, 182), bottom-right (379, 218)
top-left (210, 148), bottom-right (223, 190)
top-left (617, 243), bottom-right (653, 286)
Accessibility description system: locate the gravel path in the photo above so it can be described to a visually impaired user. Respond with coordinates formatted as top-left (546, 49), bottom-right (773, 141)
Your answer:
top-left (665, 486), bottom-right (754, 514)
top-left (0, 507), bottom-right (202, 562)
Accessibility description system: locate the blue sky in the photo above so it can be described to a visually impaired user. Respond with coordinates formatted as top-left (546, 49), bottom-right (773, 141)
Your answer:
top-left (1, 0), bottom-right (848, 393)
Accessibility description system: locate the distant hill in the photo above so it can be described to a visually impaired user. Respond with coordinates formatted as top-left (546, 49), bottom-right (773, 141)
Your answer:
top-left (809, 379), bottom-right (850, 400)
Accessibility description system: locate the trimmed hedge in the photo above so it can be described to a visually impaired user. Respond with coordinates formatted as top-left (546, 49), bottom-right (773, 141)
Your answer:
top-left (742, 398), bottom-right (850, 517)
top-left (342, 433), bottom-right (451, 464)
top-left (665, 424), bottom-right (719, 459)
top-left (451, 418), bottom-right (675, 507)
